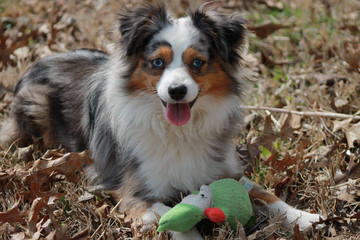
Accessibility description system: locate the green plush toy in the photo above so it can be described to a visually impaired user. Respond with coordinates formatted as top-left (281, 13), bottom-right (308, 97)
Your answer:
top-left (157, 178), bottom-right (253, 233)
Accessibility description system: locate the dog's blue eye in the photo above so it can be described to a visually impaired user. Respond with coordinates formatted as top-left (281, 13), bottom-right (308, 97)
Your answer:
top-left (192, 59), bottom-right (203, 68)
top-left (151, 58), bottom-right (164, 68)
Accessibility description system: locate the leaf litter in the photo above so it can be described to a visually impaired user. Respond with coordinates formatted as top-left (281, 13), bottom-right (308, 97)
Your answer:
top-left (0, 0), bottom-right (360, 239)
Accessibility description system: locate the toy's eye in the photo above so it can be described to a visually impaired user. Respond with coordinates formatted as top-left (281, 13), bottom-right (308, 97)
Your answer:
top-left (192, 59), bottom-right (204, 69)
top-left (200, 193), bottom-right (206, 198)
top-left (151, 58), bottom-right (164, 68)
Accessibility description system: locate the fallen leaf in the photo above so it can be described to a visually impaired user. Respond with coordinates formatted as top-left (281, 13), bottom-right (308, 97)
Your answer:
top-left (95, 204), bottom-right (110, 219)
top-left (70, 228), bottom-right (89, 240)
top-left (290, 114), bottom-right (302, 129)
top-left (280, 114), bottom-right (295, 139)
top-left (256, 115), bottom-right (278, 151)
top-left (45, 231), bottom-right (56, 240)
top-left (10, 232), bottom-right (25, 240)
top-left (25, 151), bottom-right (93, 186)
top-left (312, 73), bottom-right (347, 85)
top-left (304, 145), bottom-right (331, 159)
top-left (262, 0), bottom-right (284, 10)
top-left (336, 192), bottom-right (355, 203)
top-left (274, 177), bottom-right (293, 198)
top-left (333, 118), bottom-right (352, 132)
top-left (28, 197), bottom-right (48, 226)
top-left (272, 153), bottom-right (297, 171)
top-left (342, 41), bottom-right (360, 71)
top-left (0, 200), bottom-right (27, 224)
top-left (293, 224), bottom-right (305, 240)
top-left (78, 191), bottom-right (95, 203)
top-left (344, 122), bottom-right (360, 148)
top-left (248, 22), bottom-right (289, 39)
top-left (17, 145), bottom-right (34, 162)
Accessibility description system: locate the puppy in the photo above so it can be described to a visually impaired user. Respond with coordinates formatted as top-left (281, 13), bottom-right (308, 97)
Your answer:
top-left (0, 4), bottom-right (321, 239)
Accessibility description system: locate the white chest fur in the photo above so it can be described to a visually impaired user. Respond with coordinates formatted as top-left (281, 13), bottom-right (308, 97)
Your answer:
top-left (105, 87), bottom-right (242, 199)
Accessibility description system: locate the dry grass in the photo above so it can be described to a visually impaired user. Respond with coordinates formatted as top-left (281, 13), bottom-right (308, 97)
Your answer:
top-left (0, 0), bottom-right (359, 239)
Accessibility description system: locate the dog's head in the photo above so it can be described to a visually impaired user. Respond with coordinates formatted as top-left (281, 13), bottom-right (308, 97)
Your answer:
top-left (119, 4), bottom-right (246, 126)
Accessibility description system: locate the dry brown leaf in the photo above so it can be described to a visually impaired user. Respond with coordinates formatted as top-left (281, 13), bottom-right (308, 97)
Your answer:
top-left (293, 224), bottom-right (305, 240)
top-left (0, 200), bottom-right (27, 224)
top-left (272, 153), bottom-right (297, 171)
top-left (312, 73), bottom-right (347, 85)
top-left (280, 114), bottom-right (295, 139)
top-left (274, 177), bottom-right (293, 198)
top-left (256, 115), bottom-right (277, 151)
top-left (10, 232), bottom-right (25, 240)
top-left (248, 22), bottom-right (289, 39)
top-left (344, 122), bottom-right (360, 148)
top-left (336, 192), bottom-right (355, 203)
top-left (70, 228), bottom-right (89, 240)
top-left (95, 204), bottom-right (110, 219)
top-left (17, 145), bottom-right (34, 162)
top-left (304, 145), bottom-right (331, 159)
top-left (28, 197), bottom-right (48, 226)
top-left (25, 151), bottom-right (92, 185)
top-left (333, 118), bottom-right (352, 132)
top-left (262, 0), bottom-right (284, 10)
top-left (260, 50), bottom-right (294, 67)
top-left (78, 191), bottom-right (94, 203)
top-left (342, 41), bottom-right (360, 71)
top-left (45, 230), bottom-right (56, 240)
top-left (334, 161), bottom-right (360, 183)
top-left (290, 114), bottom-right (302, 129)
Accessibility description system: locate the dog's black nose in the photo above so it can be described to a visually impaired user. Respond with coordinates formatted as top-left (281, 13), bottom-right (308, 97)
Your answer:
top-left (168, 84), bottom-right (187, 101)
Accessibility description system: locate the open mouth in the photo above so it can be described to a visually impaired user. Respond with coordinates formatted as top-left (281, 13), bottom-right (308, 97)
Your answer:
top-left (161, 98), bottom-right (197, 126)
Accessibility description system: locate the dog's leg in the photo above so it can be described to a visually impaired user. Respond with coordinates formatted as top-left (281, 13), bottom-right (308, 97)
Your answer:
top-left (239, 176), bottom-right (322, 231)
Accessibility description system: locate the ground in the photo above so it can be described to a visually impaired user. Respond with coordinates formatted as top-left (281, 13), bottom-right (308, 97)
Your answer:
top-left (0, 0), bottom-right (359, 239)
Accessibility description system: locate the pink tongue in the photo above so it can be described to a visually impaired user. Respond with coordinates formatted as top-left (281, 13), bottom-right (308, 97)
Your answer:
top-left (166, 103), bottom-right (191, 126)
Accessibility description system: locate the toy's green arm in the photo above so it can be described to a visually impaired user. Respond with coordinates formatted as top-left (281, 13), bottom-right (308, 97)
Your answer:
top-left (157, 203), bottom-right (204, 232)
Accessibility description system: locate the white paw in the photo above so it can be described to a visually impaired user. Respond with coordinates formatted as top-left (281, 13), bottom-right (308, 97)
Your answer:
top-left (140, 210), bottom-right (159, 232)
top-left (171, 228), bottom-right (203, 240)
top-left (291, 210), bottom-right (323, 231)
top-left (140, 202), bottom-right (172, 233)
top-left (269, 201), bottom-right (324, 231)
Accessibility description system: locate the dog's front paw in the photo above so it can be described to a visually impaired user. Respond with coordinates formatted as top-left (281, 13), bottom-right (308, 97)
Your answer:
top-left (292, 211), bottom-right (323, 231)
top-left (132, 202), bottom-right (172, 233)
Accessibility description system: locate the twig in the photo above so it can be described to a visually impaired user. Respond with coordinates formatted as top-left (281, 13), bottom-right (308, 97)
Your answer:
top-left (239, 105), bottom-right (360, 120)
top-left (109, 199), bottom-right (122, 216)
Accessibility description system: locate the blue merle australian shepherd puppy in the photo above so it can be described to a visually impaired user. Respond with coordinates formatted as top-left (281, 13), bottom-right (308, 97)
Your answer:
top-left (0, 3), bottom-right (321, 239)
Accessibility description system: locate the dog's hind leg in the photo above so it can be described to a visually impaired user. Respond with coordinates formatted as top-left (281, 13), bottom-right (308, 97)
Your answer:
top-left (0, 84), bottom-right (55, 148)
top-left (240, 176), bottom-right (323, 231)
top-left (0, 117), bottom-right (22, 148)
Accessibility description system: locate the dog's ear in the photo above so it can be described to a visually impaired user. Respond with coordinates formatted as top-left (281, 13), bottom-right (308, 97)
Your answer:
top-left (119, 4), bottom-right (170, 56)
top-left (191, 10), bottom-right (247, 64)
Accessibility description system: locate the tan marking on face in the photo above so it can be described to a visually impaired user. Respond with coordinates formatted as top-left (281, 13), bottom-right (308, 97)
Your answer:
top-left (128, 60), bottom-right (160, 92)
top-left (183, 48), bottom-right (232, 97)
top-left (150, 46), bottom-right (173, 64)
top-left (183, 48), bottom-right (208, 71)
top-left (128, 46), bottom-right (173, 93)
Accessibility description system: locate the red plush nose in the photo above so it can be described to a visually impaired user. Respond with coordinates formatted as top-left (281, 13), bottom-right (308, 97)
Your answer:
top-left (204, 208), bottom-right (226, 223)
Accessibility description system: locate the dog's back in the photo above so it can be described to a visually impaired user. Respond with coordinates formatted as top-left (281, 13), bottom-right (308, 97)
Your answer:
top-left (1, 49), bottom-right (108, 151)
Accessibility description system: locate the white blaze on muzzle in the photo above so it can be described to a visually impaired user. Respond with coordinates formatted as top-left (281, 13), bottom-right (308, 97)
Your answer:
top-left (157, 67), bottom-right (199, 126)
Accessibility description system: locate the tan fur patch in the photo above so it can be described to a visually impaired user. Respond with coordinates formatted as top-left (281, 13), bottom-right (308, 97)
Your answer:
top-left (150, 46), bottom-right (173, 64)
top-left (128, 46), bottom-right (173, 92)
top-left (183, 48), bottom-right (232, 97)
top-left (249, 187), bottom-right (280, 204)
top-left (128, 61), bottom-right (161, 92)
